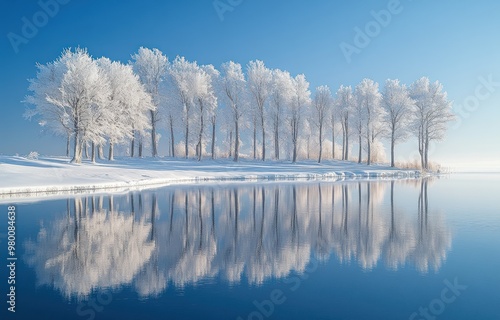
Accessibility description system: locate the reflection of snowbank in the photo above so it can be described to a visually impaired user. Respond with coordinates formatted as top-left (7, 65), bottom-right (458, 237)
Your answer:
top-left (24, 180), bottom-right (451, 300)
top-left (25, 207), bottom-right (155, 299)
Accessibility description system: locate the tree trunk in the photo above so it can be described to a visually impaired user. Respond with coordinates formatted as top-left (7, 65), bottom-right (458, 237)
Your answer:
top-left (331, 118), bottom-right (335, 160)
top-left (130, 130), bottom-right (135, 157)
top-left (66, 134), bottom-right (71, 158)
top-left (318, 123), bottom-right (323, 163)
top-left (197, 100), bottom-right (204, 162)
top-left (253, 120), bottom-right (257, 159)
top-left (234, 120), bottom-right (239, 162)
top-left (345, 119), bottom-right (349, 161)
top-left (274, 115), bottom-right (279, 160)
top-left (292, 141), bottom-right (297, 163)
top-left (79, 141), bottom-right (84, 161)
top-left (424, 129), bottom-right (429, 170)
top-left (418, 126), bottom-right (424, 169)
top-left (71, 130), bottom-right (81, 164)
top-left (261, 116), bottom-right (266, 161)
top-left (357, 134), bottom-right (362, 164)
top-left (108, 141), bottom-right (114, 161)
top-left (419, 150), bottom-right (424, 170)
top-left (151, 110), bottom-right (158, 157)
top-left (391, 132), bottom-right (395, 167)
top-left (211, 118), bottom-right (216, 160)
top-left (229, 130), bottom-right (232, 158)
top-left (139, 138), bottom-right (143, 158)
top-left (185, 121), bottom-right (189, 159)
top-left (98, 144), bottom-right (104, 160)
top-left (292, 121), bottom-right (298, 163)
top-left (307, 137), bottom-right (310, 159)
top-left (425, 146), bottom-right (429, 170)
top-left (169, 115), bottom-right (175, 158)
top-left (91, 142), bottom-right (96, 163)
top-left (367, 137), bottom-right (371, 166)
top-left (341, 127), bottom-right (345, 160)
top-left (197, 108), bottom-right (204, 162)
top-left (84, 143), bottom-right (89, 159)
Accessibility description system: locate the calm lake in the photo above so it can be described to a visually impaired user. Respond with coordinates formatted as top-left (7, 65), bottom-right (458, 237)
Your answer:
top-left (1, 174), bottom-right (499, 320)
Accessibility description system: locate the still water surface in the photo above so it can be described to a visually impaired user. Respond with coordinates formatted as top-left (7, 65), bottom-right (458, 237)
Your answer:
top-left (1, 174), bottom-right (499, 319)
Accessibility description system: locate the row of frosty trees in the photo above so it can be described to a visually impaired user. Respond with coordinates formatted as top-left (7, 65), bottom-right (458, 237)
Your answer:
top-left (25, 47), bottom-right (455, 169)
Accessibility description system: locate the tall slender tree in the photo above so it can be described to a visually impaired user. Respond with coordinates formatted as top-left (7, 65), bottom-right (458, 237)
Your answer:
top-left (289, 74), bottom-right (311, 163)
top-left (410, 77), bottom-right (455, 169)
top-left (247, 60), bottom-right (272, 161)
top-left (269, 69), bottom-right (294, 160)
top-left (313, 85), bottom-right (332, 163)
top-left (382, 79), bottom-right (414, 167)
top-left (201, 65), bottom-right (220, 160)
top-left (335, 86), bottom-right (354, 161)
top-left (355, 79), bottom-right (383, 165)
top-left (169, 56), bottom-right (201, 158)
top-left (98, 58), bottom-right (154, 161)
top-left (131, 47), bottom-right (168, 157)
top-left (221, 61), bottom-right (246, 162)
top-left (193, 65), bottom-right (218, 161)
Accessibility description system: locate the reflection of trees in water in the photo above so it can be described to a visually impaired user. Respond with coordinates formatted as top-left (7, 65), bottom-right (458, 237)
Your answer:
top-left (412, 179), bottom-right (451, 273)
top-left (383, 181), bottom-right (416, 270)
top-left (25, 179), bottom-right (451, 299)
top-left (24, 195), bottom-right (155, 300)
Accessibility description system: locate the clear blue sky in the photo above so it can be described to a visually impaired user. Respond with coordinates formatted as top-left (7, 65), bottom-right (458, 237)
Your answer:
top-left (1, 0), bottom-right (499, 170)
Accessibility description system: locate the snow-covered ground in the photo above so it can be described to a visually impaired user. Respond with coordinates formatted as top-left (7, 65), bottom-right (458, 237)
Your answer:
top-left (0, 155), bottom-right (420, 201)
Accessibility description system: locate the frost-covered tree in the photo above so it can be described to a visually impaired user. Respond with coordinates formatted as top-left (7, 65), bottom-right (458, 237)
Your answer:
top-left (24, 58), bottom-right (72, 157)
top-left (301, 118), bottom-right (313, 159)
top-left (313, 85), bottom-right (332, 163)
top-left (131, 47), bottom-right (168, 157)
top-left (247, 60), bottom-right (272, 161)
top-left (355, 79), bottom-right (383, 165)
top-left (330, 102), bottom-right (337, 160)
top-left (26, 48), bottom-right (110, 164)
top-left (98, 58), bottom-right (154, 161)
top-left (410, 77), bottom-right (455, 170)
top-left (220, 61), bottom-right (246, 161)
top-left (353, 87), bottom-right (366, 164)
top-left (218, 108), bottom-right (235, 158)
top-left (201, 65), bottom-right (221, 160)
top-left (64, 50), bottom-right (111, 163)
top-left (129, 103), bottom-right (154, 159)
top-left (270, 69), bottom-right (294, 160)
top-left (335, 85), bottom-right (354, 161)
top-left (382, 79), bottom-right (414, 167)
top-left (169, 56), bottom-right (200, 158)
top-left (193, 65), bottom-right (218, 161)
top-left (162, 81), bottom-right (178, 158)
top-left (289, 74), bottom-right (311, 163)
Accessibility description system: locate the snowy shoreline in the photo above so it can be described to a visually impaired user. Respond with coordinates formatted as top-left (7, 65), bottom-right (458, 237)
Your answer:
top-left (0, 156), bottom-right (421, 201)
